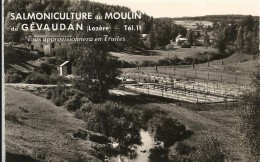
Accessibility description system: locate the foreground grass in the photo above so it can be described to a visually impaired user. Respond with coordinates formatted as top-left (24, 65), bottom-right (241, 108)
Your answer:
top-left (5, 86), bottom-right (101, 162)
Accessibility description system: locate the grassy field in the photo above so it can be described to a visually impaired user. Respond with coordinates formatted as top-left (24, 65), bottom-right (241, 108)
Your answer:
top-left (110, 47), bottom-right (218, 63)
top-left (121, 52), bottom-right (259, 85)
top-left (5, 86), bottom-right (101, 162)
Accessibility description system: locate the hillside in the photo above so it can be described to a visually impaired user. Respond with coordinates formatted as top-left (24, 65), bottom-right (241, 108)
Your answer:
top-left (5, 86), bottom-right (102, 162)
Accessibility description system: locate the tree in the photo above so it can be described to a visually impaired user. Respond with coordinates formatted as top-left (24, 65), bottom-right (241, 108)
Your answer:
top-left (216, 33), bottom-right (226, 53)
top-left (74, 47), bottom-right (121, 102)
top-left (242, 15), bottom-right (254, 31)
top-left (237, 67), bottom-right (260, 161)
top-left (146, 26), bottom-right (156, 49)
top-left (203, 32), bottom-right (210, 47)
top-left (186, 30), bottom-right (194, 46)
top-left (243, 30), bottom-right (257, 54)
top-left (236, 26), bottom-right (244, 51)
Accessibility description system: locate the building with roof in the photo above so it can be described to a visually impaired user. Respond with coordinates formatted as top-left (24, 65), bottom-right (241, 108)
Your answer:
top-left (28, 30), bottom-right (71, 56)
top-left (175, 34), bottom-right (187, 43)
top-left (59, 61), bottom-right (72, 76)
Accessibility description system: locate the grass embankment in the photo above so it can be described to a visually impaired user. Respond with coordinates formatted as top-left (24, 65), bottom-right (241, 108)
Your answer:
top-left (121, 52), bottom-right (259, 85)
top-left (110, 94), bottom-right (249, 161)
top-left (110, 47), bottom-right (218, 63)
top-left (5, 86), bottom-right (101, 162)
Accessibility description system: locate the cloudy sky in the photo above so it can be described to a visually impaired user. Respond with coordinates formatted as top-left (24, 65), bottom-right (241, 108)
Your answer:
top-left (91, 0), bottom-right (260, 18)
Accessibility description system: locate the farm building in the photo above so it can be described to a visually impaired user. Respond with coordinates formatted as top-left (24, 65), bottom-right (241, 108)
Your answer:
top-left (59, 61), bottom-right (72, 76)
top-left (175, 34), bottom-right (187, 43)
top-left (141, 34), bottom-right (148, 40)
top-left (28, 30), bottom-right (70, 56)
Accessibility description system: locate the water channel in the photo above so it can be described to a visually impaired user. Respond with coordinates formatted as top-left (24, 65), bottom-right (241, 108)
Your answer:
top-left (109, 130), bottom-right (158, 162)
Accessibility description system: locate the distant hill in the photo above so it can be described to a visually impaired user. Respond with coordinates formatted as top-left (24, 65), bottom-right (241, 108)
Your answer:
top-left (158, 14), bottom-right (259, 22)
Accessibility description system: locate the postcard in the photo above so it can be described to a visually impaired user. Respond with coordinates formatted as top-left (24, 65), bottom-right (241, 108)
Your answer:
top-left (2, 0), bottom-right (260, 161)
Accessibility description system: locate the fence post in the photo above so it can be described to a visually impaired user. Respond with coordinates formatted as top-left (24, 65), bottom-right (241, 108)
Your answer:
top-left (225, 97), bottom-right (228, 109)
top-left (197, 98), bottom-right (198, 109)
top-left (162, 89), bottom-right (163, 97)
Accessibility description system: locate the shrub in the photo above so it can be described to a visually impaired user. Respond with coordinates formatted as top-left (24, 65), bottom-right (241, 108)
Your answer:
top-left (183, 56), bottom-right (193, 65)
top-left (38, 63), bottom-right (53, 75)
top-left (149, 146), bottom-right (170, 162)
top-left (4, 46), bottom-right (41, 64)
top-left (24, 71), bottom-right (69, 85)
top-left (81, 102), bottom-right (94, 113)
top-left (46, 85), bottom-right (70, 106)
top-left (24, 72), bottom-right (49, 84)
top-left (53, 96), bottom-right (63, 106)
top-left (141, 60), bottom-right (156, 67)
top-left (89, 134), bottom-right (110, 144)
top-left (65, 96), bottom-right (81, 111)
top-left (148, 114), bottom-right (191, 147)
top-left (193, 135), bottom-right (225, 162)
top-left (5, 69), bottom-right (25, 83)
top-left (46, 89), bottom-right (52, 100)
top-left (174, 141), bottom-right (195, 156)
top-left (5, 114), bottom-right (24, 125)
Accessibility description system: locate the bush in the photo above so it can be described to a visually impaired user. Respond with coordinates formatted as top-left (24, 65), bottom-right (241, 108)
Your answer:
top-left (89, 134), bottom-right (110, 144)
top-left (38, 63), bottom-right (53, 75)
top-left (65, 96), bottom-right (81, 111)
top-left (183, 56), bottom-right (193, 65)
top-left (174, 141), bottom-right (195, 156)
top-left (46, 85), bottom-right (70, 106)
top-left (24, 71), bottom-right (69, 85)
top-left (148, 114), bottom-right (192, 147)
top-left (5, 69), bottom-right (25, 83)
top-left (46, 90), bottom-right (52, 100)
top-left (4, 46), bottom-right (41, 64)
top-left (53, 96), bottom-right (63, 106)
top-left (5, 114), bottom-right (24, 125)
top-left (193, 135), bottom-right (225, 162)
top-left (80, 102), bottom-right (94, 113)
top-left (24, 72), bottom-right (49, 84)
top-left (141, 60), bottom-right (156, 67)
top-left (149, 146), bottom-right (170, 162)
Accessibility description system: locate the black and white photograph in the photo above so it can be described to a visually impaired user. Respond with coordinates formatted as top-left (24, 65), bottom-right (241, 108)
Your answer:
top-left (2, 0), bottom-right (260, 161)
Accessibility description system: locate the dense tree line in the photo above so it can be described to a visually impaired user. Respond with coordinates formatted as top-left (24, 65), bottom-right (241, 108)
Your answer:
top-left (171, 14), bottom-right (259, 22)
top-left (235, 15), bottom-right (259, 54)
top-left (145, 18), bottom-right (187, 49)
top-left (213, 15), bottom-right (258, 54)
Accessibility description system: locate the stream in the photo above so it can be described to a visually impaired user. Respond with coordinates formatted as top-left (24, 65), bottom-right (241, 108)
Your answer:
top-left (109, 130), bottom-right (157, 162)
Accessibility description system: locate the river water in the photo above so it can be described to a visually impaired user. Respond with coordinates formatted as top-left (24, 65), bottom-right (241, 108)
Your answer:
top-left (110, 130), bottom-right (156, 162)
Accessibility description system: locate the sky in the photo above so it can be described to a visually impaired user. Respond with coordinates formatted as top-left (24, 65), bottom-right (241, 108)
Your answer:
top-left (91, 0), bottom-right (260, 18)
